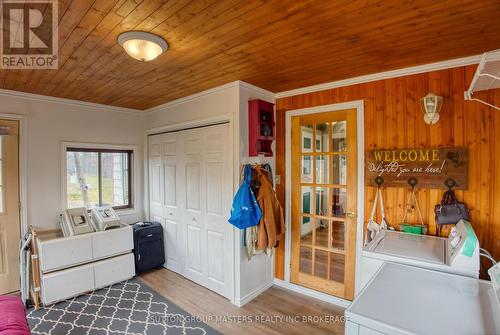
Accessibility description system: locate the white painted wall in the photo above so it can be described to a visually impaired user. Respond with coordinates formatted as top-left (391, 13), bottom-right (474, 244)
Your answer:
top-left (0, 90), bottom-right (145, 230)
top-left (235, 83), bottom-right (275, 305)
top-left (145, 84), bottom-right (239, 130)
top-left (0, 79), bottom-right (276, 305)
top-left (144, 81), bottom-right (276, 306)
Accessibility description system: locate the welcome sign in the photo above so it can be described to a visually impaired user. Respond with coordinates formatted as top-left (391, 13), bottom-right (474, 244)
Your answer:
top-left (365, 147), bottom-right (468, 189)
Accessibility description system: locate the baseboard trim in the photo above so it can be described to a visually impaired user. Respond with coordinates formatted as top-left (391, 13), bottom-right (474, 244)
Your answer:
top-left (232, 281), bottom-right (274, 307)
top-left (273, 279), bottom-right (351, 309)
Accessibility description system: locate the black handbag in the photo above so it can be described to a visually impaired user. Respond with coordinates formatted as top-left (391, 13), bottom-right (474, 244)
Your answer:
top-left (434, 189), bottom-right (470, 226)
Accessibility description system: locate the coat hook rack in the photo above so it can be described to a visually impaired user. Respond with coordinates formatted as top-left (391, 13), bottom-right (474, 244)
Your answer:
top-left (444, 178), bottom-right (457, 190)
top-left (408, 177), bottom-right (418, 189)
top-left (375, 176), bottom-right (384, 187)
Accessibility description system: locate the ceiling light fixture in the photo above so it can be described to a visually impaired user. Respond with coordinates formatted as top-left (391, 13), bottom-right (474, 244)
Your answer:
top-left (118, 31), bottom-right (168, 62)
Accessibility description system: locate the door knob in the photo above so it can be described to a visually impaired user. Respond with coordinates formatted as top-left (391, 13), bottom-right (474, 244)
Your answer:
top-left (346, 211), bottom-right (356, 219)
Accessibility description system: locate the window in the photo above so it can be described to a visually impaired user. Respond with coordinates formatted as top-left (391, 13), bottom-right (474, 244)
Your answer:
top-left (66, 148), bottom-right (132, 209)
top-left (303, 137), bottom-right (311, 150)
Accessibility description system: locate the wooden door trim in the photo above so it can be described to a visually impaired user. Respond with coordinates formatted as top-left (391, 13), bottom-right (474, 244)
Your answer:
top-left (0, 118), bottom-right (20, 293)
top-left (284, 100), bottom-right (365, 305)
top-left (0, 114), bottom-right (27, 236)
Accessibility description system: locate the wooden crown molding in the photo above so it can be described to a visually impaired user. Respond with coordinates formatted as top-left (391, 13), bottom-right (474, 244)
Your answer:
top-left (0, 88), bottom-right (142, 115)
top-left (275, 54), bottom-right (483, 99)
top-left (0, 54), bottom-right (484, 114)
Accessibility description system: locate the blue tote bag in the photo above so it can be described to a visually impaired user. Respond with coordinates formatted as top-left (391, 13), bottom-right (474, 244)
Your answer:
top-left (228, 165), bottom-right (262, 229)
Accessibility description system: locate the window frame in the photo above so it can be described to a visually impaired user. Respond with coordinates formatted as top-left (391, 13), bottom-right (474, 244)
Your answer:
top-left (65, 147), bottom-right (133, 210)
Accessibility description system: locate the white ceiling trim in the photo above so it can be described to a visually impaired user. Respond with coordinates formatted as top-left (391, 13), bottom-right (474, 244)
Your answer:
top-left (275, 54), bottom-right (483, 99)
top-left (144, 81), bottom-right (241, 114)
top-left (0, 54), bottom-right (485, 113)
top-left (0, 88), bottom-right (142, 115)
top-left (239, 81), bottom-right (275, 100)
top-left (144, 80), bottom-right (275, 114)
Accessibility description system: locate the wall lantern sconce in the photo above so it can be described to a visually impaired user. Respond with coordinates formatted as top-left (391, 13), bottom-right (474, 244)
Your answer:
top-left (420, 93), bottom-right (443, 125)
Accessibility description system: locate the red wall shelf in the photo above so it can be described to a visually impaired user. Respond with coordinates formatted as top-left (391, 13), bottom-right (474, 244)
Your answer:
top-left (248, 99), bottom-right (275, 157)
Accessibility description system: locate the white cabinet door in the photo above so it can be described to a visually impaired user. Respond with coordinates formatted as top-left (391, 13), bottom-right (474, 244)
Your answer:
top-left (162, 132), bottom-right (183, 273)
top-left (148, 124), bottom-right (232, 300)
top-left (183, 131), bottom-right (206, 286)
top-left (149, 135), bottom-right (163, 223)
top-left (203, 126), bottom-right (232, 298)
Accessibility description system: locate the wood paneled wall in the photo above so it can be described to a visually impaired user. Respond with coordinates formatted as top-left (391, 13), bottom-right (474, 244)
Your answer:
top-left (274, 65), bottom-right (500, 279)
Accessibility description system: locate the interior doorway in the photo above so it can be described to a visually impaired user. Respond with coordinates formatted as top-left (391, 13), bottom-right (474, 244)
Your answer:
top-left (0, 119), bottom-right (21, 294)
top-left (289, 108), bottom-right (358, 300)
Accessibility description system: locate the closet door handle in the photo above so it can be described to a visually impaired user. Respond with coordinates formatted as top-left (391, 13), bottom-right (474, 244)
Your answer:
top-left (346, 211), bottom-right (356, 219)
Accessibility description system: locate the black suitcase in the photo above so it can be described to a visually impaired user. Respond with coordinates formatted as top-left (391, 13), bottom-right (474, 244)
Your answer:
top-left (132, 222), bottom-right (165, 274)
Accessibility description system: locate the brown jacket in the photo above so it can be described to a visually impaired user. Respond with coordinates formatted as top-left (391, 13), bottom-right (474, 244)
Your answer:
top-left (255, 166), bottom-right (285, 250)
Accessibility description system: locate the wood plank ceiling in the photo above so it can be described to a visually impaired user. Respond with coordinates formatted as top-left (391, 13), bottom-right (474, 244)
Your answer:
top-left (1, 0), bottom-right (499, 110)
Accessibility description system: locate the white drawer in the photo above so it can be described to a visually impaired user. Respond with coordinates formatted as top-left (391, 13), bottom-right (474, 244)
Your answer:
top-left (92, 225), bottom-right (133, 259)
top-left (39, 234), bottom-right (93, 272)
top-left (94, 253), bottom-right (135, 288)
top-left (42, 263), bottom-right (94, 305)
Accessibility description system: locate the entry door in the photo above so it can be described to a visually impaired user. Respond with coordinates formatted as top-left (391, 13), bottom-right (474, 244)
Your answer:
top-left (290, 109), bottom-right (358, 300)
top-left (0, 119), bottom-right (20, 294)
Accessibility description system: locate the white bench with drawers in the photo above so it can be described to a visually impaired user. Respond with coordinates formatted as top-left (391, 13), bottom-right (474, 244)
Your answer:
top-left (36, 224), bottom-right (135, 305)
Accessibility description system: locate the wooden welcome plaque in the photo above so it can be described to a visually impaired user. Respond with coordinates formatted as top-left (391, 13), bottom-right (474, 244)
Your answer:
top-left (365, 147), bottom-right (468, 189)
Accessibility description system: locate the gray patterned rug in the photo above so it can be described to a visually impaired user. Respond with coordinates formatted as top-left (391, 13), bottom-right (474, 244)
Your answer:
top-left (27, 279), bottom-right (221, 335)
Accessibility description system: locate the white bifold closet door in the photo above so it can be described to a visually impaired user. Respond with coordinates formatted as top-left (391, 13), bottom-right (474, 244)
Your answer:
top-left (148, 123), bottom-right (233, 299)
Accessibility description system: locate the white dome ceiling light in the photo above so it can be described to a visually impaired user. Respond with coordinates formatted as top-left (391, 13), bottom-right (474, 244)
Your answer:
top-left (118, 31), bottom-right (168, 62)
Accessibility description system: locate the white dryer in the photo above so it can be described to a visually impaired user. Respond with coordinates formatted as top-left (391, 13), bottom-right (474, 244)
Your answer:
top-left (361, 220), bottom-right (480, 289)
top-left (346, 262), bottom-right (500, 335)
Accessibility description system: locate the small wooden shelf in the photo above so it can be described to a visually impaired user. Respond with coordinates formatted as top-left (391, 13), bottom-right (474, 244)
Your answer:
top-left (248, 99), bottom-right (275, 157)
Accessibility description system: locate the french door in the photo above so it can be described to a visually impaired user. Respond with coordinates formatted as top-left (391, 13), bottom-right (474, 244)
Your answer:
top-left (290, 109), bottom-right (357, 300)
top-left (0, 119), bottom-right (20, 294)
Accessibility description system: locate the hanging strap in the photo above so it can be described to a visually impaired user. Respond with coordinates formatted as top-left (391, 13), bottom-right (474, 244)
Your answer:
top-left (368, 187), bottom-right (387, 223)
top-left (402, 187), bottom-right (425, 225)
top-left (378, 188), bottom-right (386, 220)
top-left (369, 188), bottom-right (380, 221)
top-left (378, 187), bottom-right (388, 229)
top-left (242, 164), bottom-right (252, 184)
top-left (441, 189), bottom-right (457, 205)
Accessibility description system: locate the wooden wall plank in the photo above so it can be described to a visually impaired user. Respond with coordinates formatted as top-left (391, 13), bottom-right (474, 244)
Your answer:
top-left (274, 65), bottom-right (500, 279)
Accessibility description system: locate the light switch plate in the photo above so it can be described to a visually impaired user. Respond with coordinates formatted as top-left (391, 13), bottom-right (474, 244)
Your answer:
top-left (275, 175), bottom-right (281, 185)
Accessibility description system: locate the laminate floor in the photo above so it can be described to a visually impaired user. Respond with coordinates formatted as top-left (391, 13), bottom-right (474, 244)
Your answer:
top-left (139, 268), bottom-right (345, 335)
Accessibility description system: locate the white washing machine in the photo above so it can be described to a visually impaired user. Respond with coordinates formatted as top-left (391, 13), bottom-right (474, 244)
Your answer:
top-left (346, 262), bottom-right (500, 335)
top-left (361, 220), bottom-right (480, 290)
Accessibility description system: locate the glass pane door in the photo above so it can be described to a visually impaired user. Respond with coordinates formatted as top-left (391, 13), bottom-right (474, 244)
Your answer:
top-left (291, 110), bottom-right (357, 300)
